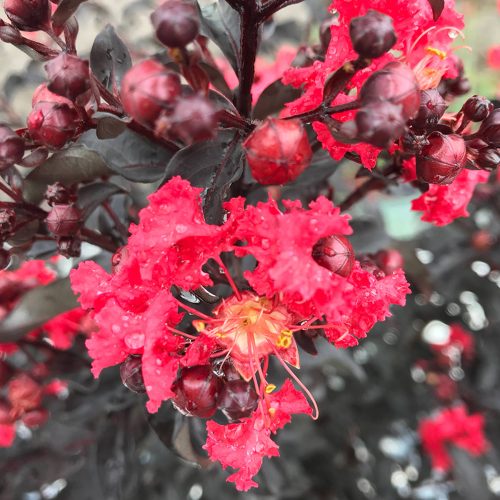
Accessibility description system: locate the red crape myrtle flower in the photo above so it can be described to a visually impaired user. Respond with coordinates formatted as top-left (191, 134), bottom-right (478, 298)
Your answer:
top-left (419, 405), bottom-right (489, 471)
top-left (282, 0), bottom-right (464, 169)
top-left (71, 177), bottom-right (410, 490)
top-left (402, 158), bottom-right (489, 226)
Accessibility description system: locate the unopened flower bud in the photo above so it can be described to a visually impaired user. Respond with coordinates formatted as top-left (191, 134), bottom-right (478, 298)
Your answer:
top-left (243, 118), bottom-right (312, 185)
top-left (462, 95), bottom-right (493, 122)
top-left (57, 236), bottom-right (81, 258)
top-left (411, 89), bottom-right (447, 131)
top-left (312, 235), bottom-right (354, 278)
top-left (151, 0), bottom-right (200, 48)
top-left (4, 0), bottom-right (50, 31)
top-left (360, 258), bottom-right (385, 280)
top-left (172, 365), bottom-right (220, 418)
top-left (45, 53), bottom-right (90, 101)
top-left (218, 380), bottom-right (259, 422)
top-left (46, 204), bottom-right (82, 236)
top-left (45, 182), bottom-right (74, 206)
top-left (27, 102), bottom-right (81, 149)
top-left (477, 108), bottom-right (500, 148)
top-left (476, 148), bottom-right (500, 171)
top-left (0, 125), bottom-right (24, 170)
top-left (120, 356), bottom-right (146, 393)
top-left (349, 10), bottom-right (396, 59)
top-left (0, 208), bottom-right (16, 239)
top-left (360, 62), bottom-right (420, 120)
top-left (355, 101), bottom-right (406, 148)
top-left (121, 59), bottom-right (181, 126)
top-left (416, 132), bottom-right (466, 185)
top-left (167, 94), bottom-right (217, 144)
top-left (21, 408), bottom-right (49, 428)
top-left (374, 249), bottom-right (404, 275)
top-left (7, 374), bottom-right (43, 416)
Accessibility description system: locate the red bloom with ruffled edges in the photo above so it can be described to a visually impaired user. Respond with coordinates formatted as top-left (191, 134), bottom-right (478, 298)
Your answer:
top-left (419, 405), bottom-right (489, 471)
top-left (282, 0), bottom-right (464, 169)
top-left (71, 176), bottom-right (410, 489)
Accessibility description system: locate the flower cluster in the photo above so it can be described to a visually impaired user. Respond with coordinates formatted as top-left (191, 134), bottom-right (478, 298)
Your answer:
top-left (71, 177), bottom-right (410, 490)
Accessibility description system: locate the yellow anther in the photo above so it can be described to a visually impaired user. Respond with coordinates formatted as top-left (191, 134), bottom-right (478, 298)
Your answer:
top-left (276, 335), bottom-right (292, 349)
top-left (426, 47), bottom-right (447, 60)
top-left (280, 329), bottom-right (293, 337)
top-left (192, 320), bottom-right (206, 332)
top-left (268, 407), bottom-right (276, 416)
top-left (343, 61), bottom-right (355, 73)
top-left (265, 384), bottom-right (277, 394)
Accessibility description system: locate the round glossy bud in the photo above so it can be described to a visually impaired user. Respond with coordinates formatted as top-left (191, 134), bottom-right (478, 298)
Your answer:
top-left (360, 62), bottom-right (420, 120)
top-left (416, 132), bottom-right (466, 185)
top-left (477, 108), bottom-right (500, 148)
top-left (57, 237), bottom-right (81, 258)
top-left (447, 76), bottom-right (471, 97)
top-left (359, 258), bottom-right (385, 280)
top-left (121, 59), bottom-right (182, 126)
top-left (476, 148), bottom-right (500, 171)
top-left (4, 0), bottom-right (50, 31)
top-left (167, 94), bottom-right (217, 144)
top-left (120, 356), bottom-right (146, 393)
top-left (0, 125), bottom-right (24, 170)
top-left (151, 0), bottom-right (200, 48)
top-left (349, 10), bottom-right (396, 59)
top-left (218, 380), bottom-right (259, 422)
top-left (45, 182), bottom-right (74, 206)
top-left (463, 95), bottom-right (493, 122)
top-left (355, 101), bottom-right (406, 148)
top-left (46, 204), bottom-right (82, 236)
top-left (312, 235), bottom-right (354, 278)
top-left (243, 118), bottom-right (312, 185)
top-left (21, 408), bottom-right (49, 428)
top-left (374, 249), bottom-right (404, 275)
top-left (7, 375), bottom-right (43, 415)
top-left (411, 89), bottom-right (447, 131)
top-left (45, 53), bottom-right (90, 101)
top-left (27, 102), bottom-right (81, 149)
top-left (172, 365), bottom-right (220, 418)
top-left (0, 208), bottom-right (16, 239)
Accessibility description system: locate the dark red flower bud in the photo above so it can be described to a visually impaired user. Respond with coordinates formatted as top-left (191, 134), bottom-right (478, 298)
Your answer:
top-left (349, 10), bottom-right (396, 59)
top-left (151, 0), bottom-right (200, 48)
top-left (57, 236), bottom-right (81, 258)
top-left (0, 399), bottom-right (13, 424)
top-left (0, 208), bottom-right (16, 240)
top-left (243, 118), bottom-right (312, 185)
top-left (167, 94), bottom-right (217, 144)
top-left (359, 257), bottom-right (385, 280)
top-left (0, 361), bottom-right (14, 387)
top-left (121, 59), bottom-right (182, 126)
top-left (411, 89), bottom-right (447, 131)
top-left (447, 76), bottom-right (471, 97)
top-left (360, 62), bottom-right (420, 120)
top-left (476, 148), bottom-right (500, 171)
top-left (355, 101), bottom-right (406, 148)
top-left (0, 125), bottom-right (24, 170)
top-left (120, 356), bottom-right (146, 393)
top-left (27, 102), bottom-right (81, 149)
top-left (462, 95), bottom-right (493, 122)
top-left (172, 365), bottom-right (220, 418)
top-left (7, 375), bottom-right (43, 416)
top-left (218, 380), bottom-right (259, 422)
top-left (21, 407), bottom-right (49, 428)
top-left (416, 132), bottom-right (466, 185)
top-left (374, 249), bottom-right (404, 275)
top-left (45, 182), bottom-right (74, 206)
top-left (45, 53), bottom-right (90, 101)
top-left (312, 235), bottom-right (354, 278)
top-left (4, 0), bottom-right (50, 31)
top-left (46, 204), bottom-right (82, 236)
top-left (477, 108), bottom-right (500, 148)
